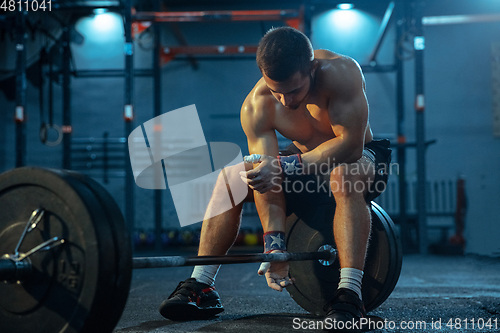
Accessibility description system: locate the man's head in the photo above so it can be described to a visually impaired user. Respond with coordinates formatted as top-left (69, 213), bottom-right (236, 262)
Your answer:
top-left (256, 27), bottom-right (316, 109)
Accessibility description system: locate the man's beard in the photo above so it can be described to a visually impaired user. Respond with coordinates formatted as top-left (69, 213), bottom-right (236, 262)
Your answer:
top-left (286, 73), bottom-right (314, 110)
top-left (286, 103), bottom-right (301, 110)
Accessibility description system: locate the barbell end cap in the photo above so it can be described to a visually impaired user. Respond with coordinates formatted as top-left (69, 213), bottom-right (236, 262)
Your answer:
top-left (318, 244), bottom-right (337, 266)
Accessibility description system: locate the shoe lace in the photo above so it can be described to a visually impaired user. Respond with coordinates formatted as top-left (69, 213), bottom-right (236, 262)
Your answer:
top-left (167, 281), bottom-right (185, 299)
top-left (323, 290), bottom-right (365, 317)
top-left (168, 280), bottom-right (197, 299)
top-left (323, 299), bottom-right (334, 312)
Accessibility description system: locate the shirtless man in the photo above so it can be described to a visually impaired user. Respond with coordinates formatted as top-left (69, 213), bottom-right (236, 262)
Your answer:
top-left (159, 27), bottom-right (391, 331)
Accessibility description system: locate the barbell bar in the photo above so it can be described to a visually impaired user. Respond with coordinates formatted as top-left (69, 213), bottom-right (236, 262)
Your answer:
top-left (132, 249), bottom-right (336, 269)
top-left (0, 252), bottom-right (336, 280)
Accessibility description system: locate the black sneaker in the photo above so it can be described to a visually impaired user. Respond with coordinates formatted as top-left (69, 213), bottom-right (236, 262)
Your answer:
top-left (159, 278), bottom-right (224, 321)
top-left (323, 288), bottom-right (381, 332)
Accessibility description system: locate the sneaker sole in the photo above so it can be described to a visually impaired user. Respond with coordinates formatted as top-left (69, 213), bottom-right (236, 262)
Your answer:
top-left (159, 302), bottom-right (224, 321)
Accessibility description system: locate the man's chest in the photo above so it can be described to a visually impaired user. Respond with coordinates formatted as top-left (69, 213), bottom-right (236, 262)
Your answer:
top-left (274, 103), bottom-right (336, 148)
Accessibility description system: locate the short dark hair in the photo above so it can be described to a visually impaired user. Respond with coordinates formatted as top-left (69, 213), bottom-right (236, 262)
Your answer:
top-left (256, 27), bottom-right (314, 82)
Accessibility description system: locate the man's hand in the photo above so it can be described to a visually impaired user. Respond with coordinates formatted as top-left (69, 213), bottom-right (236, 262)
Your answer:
top-left (257, 251), bottom-right (293, 292)
top-left (240, 154), bottom-right (282, 194)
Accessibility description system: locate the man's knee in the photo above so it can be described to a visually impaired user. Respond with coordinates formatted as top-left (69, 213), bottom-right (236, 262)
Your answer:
top-left (213, 163), bottom-right (253, 202)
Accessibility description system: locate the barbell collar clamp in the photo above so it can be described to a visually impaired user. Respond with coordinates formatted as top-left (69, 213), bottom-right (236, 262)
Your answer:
top-left (0, 255), bottom-right (32, 282)
top-left (13, 208), bottom-right (45, 256)
top-left (16, 237), bottom-right (65, 261)
top-left (0, 236), bottom-right (64, 282)
top-left (27, 209), bottom-right (45, 233)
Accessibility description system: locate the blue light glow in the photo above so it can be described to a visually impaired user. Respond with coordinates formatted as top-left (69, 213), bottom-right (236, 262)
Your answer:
top-left (72, 12), bottom-right (125, 69)
top-left (75, 12), bottom-right (123, 42)
top-left (93, 12), bottom-right (121, 34)
top-left (337, 3), bottom-right (354, 10)
top-left (93, 8), bottom-right (107, 15)
top-left (312, 9), bottom-right (381, 62)
top-left (328, 9), bottom-right (364, 32)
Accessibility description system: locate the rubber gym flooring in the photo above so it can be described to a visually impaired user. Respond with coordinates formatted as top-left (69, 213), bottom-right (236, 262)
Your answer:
top-left (114, 251), bottom-right (500, 333)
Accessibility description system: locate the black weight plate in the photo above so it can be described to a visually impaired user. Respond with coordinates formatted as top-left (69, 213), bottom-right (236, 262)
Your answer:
top-left (367, 202), bottom-right (403, 310)
top-left (61, 170), bottom-right (132, 333)
top-left (0, 167), bottom-right (116, 333)
top-left (285, 202), bottom-right (402, 316)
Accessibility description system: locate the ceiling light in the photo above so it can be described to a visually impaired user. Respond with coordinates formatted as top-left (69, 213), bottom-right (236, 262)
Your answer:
top-left (337, 3), bottom-right (354, 10)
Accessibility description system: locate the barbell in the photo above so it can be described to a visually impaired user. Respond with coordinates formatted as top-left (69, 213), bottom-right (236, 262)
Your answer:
top-left (0, 167), bottom-right (402, 333)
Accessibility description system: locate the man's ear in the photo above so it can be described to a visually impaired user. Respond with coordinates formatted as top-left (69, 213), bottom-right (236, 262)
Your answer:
top-left (311, 60), bottom-right (319, 74)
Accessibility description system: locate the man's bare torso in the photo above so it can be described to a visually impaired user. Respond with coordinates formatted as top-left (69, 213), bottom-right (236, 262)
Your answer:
top-left (243, 49), bottom-right (373, 154)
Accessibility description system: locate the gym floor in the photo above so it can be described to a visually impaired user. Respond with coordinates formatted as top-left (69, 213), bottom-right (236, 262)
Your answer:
top-left (114, 251), bottom-right (500, 333)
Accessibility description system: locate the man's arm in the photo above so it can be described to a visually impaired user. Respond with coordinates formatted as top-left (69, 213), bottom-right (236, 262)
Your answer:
top-left (301, 57), bottom-right (369, 173)
top-left (241, 100), bottom-right (279, 158)
top-left (240, 96), bottom-right (285, 233)
top-left (241, 96), bottom-right (292, 292)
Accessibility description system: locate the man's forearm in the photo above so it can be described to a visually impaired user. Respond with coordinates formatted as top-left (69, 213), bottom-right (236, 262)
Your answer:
top-left (254, 189), bottom-right (287, 233)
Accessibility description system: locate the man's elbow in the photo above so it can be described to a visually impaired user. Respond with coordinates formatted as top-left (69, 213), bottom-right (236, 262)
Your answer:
top-left (345, 143), bottom-right (364, 164)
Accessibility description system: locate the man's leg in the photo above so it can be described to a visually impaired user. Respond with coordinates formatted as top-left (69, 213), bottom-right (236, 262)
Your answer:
top-left (330, 156), bottom-right (374, 273)
top-left (191, 172), bottom-right (252, 286)
top-left (159, 163), bottom-right (253, 320)
top-left (198, 163), bottom-right (289, 291)
top-left (193, 163), bottom-right (255, 282)
top-left (197, 171), bottom-right (252, 257)
top-left (324, 155), bottom-right (376, 332)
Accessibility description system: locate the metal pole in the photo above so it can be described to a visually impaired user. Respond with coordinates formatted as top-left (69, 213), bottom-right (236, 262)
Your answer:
top-left (302, 1), bottom-right (312, 39)
top-left (369, 1), bottom-right (396, 64)
top-left (15, 10), bottom-right (27, 167)
top-left (413, 0), bottom-right (427, 254)
top-left (132, 251), bottom-right (334, 269)
top-left (123, 0), bottom-right (135, 247)
top-left (62, 26), bottom-right (72, 169)
top-left (153, 2), bottom-right (163, 251)
top-left (423, 13), bottom-right (500, 26)
top-left (49, 52), bottom-right (54, 125)
top-left (103, 131), bottom-right (109, 184)
top-left (395, 8), bottom-right (409, 253)
top-left (133, 9), bottom-right (301, 23)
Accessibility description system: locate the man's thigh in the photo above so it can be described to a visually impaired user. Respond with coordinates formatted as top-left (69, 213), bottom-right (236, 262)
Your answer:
top-left (326, 154), bottom-right (376, 197)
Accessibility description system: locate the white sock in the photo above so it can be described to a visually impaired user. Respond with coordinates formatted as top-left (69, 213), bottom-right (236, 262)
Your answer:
top-left (191, 265), bottom-right (220, 286)
top-left (338, 267), bottom-right (364, 300)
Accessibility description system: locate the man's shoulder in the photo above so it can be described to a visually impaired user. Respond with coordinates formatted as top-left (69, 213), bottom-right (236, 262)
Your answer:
top-left (241, 78), bottom-right (276, 116)
top-left (240, 78), bottom-right (277, 136)
top-left (315, 52), bottom-right (362, 77)
top-left (314, 49), bottom-right (341, 60)
top-left (315, 52), bottom-right (364, 95)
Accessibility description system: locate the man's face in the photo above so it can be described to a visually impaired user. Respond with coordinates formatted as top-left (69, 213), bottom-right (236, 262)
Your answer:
top-left (263, 71), bottom-right (311, 110)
